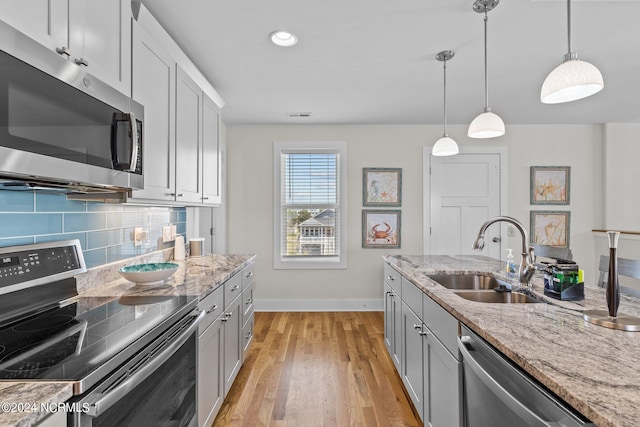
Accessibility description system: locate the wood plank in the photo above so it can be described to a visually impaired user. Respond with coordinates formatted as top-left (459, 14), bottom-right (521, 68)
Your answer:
top-left (211, 312), bottom-right (421, 427)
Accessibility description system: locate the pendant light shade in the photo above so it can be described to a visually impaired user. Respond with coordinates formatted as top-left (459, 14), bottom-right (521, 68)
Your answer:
top-left (468, 0), bottom-right (504, 139)
top-left (541, 56), bottom-right (604, 104)
top-left (468, 110), bottom-right (505, 138)
top-left (432, 136), bottom-right (459, 156)
top-left (432, 50), bottom-right (458, 157)
top-left (541, 0), bottom-right (604, 104)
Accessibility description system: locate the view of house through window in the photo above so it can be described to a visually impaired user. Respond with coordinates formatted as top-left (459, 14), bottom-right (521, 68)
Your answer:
top-left (281, 152), bottom-right (340, 259)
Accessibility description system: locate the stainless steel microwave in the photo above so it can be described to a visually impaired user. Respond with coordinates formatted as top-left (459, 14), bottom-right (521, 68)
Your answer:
top-left (0, 19), bottom-right (143, 196)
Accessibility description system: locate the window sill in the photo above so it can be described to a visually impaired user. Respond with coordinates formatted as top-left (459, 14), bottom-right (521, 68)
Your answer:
top-left (274, 256), bottom-right (347, 270)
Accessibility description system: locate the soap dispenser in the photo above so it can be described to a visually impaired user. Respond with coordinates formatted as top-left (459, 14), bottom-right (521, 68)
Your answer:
top-left (506, 249), bottom-right (516, 277)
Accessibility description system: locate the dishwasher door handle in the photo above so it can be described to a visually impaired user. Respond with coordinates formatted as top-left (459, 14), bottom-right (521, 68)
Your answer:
top-left (458, 336), bottom-right (553, 427)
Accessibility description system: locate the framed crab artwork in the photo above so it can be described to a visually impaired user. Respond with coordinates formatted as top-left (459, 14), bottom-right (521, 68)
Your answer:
top-left (362, 210), bottom-right (401, 248)
top-left (362, 168), bottom-right (402, 207)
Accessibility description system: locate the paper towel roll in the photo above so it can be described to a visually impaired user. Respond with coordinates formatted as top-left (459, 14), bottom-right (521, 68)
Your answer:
top-left (174, 235), bottom-right (185, 260)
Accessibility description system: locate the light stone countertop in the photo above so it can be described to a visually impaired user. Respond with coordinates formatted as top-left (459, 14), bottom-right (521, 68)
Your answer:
top-left (0, 253), bottom-right (256, 427)
top-left (384, 254), bottom-right (640, 427)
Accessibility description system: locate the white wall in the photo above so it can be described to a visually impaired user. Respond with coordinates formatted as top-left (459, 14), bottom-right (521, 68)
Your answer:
top-left (226, 123), bottom-right (605, 310)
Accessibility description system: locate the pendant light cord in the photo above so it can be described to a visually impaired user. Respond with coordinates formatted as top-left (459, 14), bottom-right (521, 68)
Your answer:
top-left (483, 9), bottom-right (489, 110)
top-left (443, 59), bottom-right (448, 136)
top-left (567, 0), bottom-right (572, 54)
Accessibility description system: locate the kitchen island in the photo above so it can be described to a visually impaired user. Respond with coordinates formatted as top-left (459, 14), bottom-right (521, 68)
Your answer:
top-left (0, 252), bottom-right (255, 427)
top-left (385, 254), bottom-right (640, 427)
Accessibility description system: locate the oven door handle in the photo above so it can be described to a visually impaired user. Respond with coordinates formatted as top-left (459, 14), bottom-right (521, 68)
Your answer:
top-left (85, 309), bottom-right (205, 417)
top-left (458, 336), bottom-right (553, 427)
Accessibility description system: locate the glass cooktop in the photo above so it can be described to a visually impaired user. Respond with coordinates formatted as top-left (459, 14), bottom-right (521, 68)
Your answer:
top-left (0, 294), bottom-right (197, 382)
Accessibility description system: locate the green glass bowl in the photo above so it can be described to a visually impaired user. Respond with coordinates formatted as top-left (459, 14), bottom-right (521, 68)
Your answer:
top-left (118, 262), bottom-right (179, 284)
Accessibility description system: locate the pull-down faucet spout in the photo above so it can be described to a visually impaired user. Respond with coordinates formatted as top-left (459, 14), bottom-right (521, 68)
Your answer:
top-left (472, 216), bottom-right (536, 290)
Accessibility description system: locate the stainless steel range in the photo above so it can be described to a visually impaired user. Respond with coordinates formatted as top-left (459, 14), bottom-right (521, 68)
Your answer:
top-left (0, 240), bottom-right (203, 426)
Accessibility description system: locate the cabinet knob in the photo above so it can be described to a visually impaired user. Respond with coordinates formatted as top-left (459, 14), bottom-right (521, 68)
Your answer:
top-left (74, 57), bottom-right (89, 67)
top-left (246, 271), bottom-right (254, 278)
top-left (56, 46), bottom-right (71, 56)
top-left (413, 324), bottom-right (422, 330)
top-left (203, 197), bottom-right (209, 200)
top-left (245, 332), bottom-right (252, 339)
top-left (387, 275), bottom-right (395, 281)
top-left (225, 311), bottom-right (232, 317)
top-left (231, 284), bottom-right (240, 292)
top-left (177, 193), bottom-right (184, 197)
top-left (245, 298), bottom-right (252, 305)
top-left (206, 304), bottom-right (218, 314)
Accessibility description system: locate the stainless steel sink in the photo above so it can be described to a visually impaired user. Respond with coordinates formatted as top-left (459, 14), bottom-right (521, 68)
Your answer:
top-left (427, 274), bottom-right (509, 290)
top-left (453, 290), bottom-right (542, 304)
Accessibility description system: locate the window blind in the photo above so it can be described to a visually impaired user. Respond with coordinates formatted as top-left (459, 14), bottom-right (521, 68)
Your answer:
top-left (281, 152), bottom-right (340, 258)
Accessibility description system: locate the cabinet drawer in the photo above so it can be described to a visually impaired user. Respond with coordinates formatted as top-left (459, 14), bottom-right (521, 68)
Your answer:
top-left (241, 261), bottom-right (255, 290)
top-left (423, 295), bottom-right (460, 359)
top-left (242, 312), bottom-right (254, 357)
top-left (224, 271), bottom-right (242, 308)
top-left (243, 280), bottom-right (255, 324)
top-left (401, 277), bottom-right (423, 318)
top-left (384, 263), bottom-right (402, 293)
top-left (198, 285), bottom-right (224, 334)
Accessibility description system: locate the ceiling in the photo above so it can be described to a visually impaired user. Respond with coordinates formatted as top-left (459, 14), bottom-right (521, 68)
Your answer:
top-left (140, 0), bottom-right (640, 126)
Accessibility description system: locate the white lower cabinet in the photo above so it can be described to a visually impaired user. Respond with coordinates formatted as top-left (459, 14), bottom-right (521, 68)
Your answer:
top-left (198, 316), bottom-right (224, 427)
top-left (197, 263), bottom-right (255, 427)
top-left (401, 302), bottom-right (425, 420)
top-left (383, 264), bottom-right (403, 372)
top-left (383, 262), bottom-right (462, 427)
top-left (424, 332), bottom-right (461, 427)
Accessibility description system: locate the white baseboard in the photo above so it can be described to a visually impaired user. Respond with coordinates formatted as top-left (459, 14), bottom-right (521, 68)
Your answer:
top-left (254, 298), bottom-right (383, 312)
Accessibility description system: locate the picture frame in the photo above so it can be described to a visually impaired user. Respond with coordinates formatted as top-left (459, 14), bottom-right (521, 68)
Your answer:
top-left (530, 166), bottom-right (570, 205)
top-left (362, 168), bottom-right (402, 207)
top-left (530, 211), bottom-right (570, 248)
top-left (362, 210), bottom-right (401, 248)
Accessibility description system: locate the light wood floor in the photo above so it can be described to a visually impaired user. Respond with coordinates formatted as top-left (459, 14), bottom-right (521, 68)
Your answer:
top-left (212, 311), bottom-right (421, 427)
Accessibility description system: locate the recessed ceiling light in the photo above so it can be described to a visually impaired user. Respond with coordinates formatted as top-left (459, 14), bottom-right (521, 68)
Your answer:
top-left (270, 30), bottom-right (298, 47)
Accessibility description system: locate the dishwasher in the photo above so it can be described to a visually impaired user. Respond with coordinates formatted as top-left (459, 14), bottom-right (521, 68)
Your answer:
top-left (458, 325), bottom-right (595, 427)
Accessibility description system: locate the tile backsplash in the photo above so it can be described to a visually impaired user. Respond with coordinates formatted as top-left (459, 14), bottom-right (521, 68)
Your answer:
top-left (0, 191), bottom-right (186, 268)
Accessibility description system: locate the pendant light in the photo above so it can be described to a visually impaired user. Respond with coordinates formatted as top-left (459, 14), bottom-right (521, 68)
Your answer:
top-left (432, 50), bottom-right (459, 157)
top-left (540, 0), bottom-right (603, 104)
top-left (468, 0), bottom-right (505, 139)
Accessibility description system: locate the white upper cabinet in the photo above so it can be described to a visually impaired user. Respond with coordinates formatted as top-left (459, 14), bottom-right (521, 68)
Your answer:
top-left (0, 0), bottom-right (131, 95)
top-left (202, 94), bottom-right (222, 205)
top-left (175, 65), bottom-right (203, 204)
top-left (67, 0), bottom-right (131, 95)
top-left (131, 21), bottom-right (176, 201)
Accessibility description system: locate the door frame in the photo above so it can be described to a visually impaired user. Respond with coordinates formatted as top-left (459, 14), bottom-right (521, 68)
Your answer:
top-left (422, 146), bottom-right (508, 255)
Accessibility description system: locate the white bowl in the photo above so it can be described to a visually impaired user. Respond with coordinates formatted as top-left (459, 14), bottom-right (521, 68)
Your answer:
top-left (118, 262), bottom-right (179, 285)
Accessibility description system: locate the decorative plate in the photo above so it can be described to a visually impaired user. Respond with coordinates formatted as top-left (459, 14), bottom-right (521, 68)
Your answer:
top-left (118, 262), bottom-right (179, 285)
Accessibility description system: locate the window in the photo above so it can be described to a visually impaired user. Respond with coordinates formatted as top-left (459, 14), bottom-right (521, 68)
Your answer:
top-left (274, 142), bottom-right (347, 269)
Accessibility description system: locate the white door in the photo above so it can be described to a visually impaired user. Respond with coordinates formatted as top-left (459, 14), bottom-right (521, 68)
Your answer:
top-left (429, 153), bottom-right (502, 259)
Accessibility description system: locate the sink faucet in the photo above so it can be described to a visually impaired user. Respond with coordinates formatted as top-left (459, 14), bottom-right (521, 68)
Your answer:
top-left (472, 216), bottom-right (536, 290)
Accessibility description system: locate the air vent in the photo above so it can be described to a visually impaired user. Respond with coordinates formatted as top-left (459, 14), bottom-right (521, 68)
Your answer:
top-left (287, 112), bottom-right (313, 118)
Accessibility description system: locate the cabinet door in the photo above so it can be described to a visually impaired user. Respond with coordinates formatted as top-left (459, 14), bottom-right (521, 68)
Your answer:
top-left (242, 312), bottom-right (254, 357)
top-left (0, 0), bottom-right (68, 55)
top-left (131, 22), bottom-right (176, 201)
top-left (392, 290), bottom-right (402, 371)
top-left (67, 0), bottom-right (131, 95)
top-left (202, 94), bottom-right (221, 205)
top-left (175, 65), bottom-right (203, 204)
top-left (402, 303), bottom-right (424, 420)
top-left (223, 294), bottom-right (243, 395)
top-left (426, 334), bottom-right (462, 427)
top-left (384, 283), bottom-right (394, 354)
top-left (198, 317), bottom-right (224, 427)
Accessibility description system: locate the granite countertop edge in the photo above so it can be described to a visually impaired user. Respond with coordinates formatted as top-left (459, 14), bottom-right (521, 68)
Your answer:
top-left (384, 254), bottom-right (640, 427)
top-left (0, 253), bottom-right (256, 427)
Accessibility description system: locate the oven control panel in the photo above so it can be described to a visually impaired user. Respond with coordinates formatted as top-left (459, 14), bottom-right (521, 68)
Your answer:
top-left (0, 240), bottom-right (86, 292)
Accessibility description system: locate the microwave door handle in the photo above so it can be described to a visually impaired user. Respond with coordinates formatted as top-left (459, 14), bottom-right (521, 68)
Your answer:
top-left (458, 336), bottom-right (553, 427)
top-left (84, 309), bottom-right (205, 418)
top-left (127, 112), bottom-right (139, 172)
